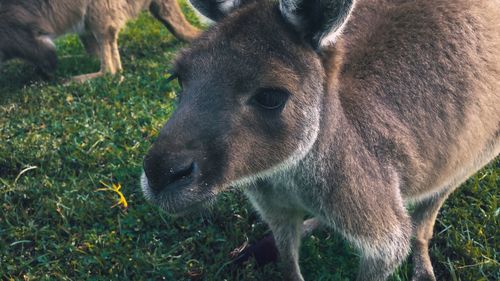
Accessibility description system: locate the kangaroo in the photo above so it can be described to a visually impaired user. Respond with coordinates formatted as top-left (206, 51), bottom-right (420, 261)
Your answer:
top-left (0, 0), bottom-right (200, 82)
top-left (141, 0), bottom-right (500, 280)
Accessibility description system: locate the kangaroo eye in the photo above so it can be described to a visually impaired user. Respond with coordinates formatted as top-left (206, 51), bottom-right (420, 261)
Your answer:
top-left (252, 89), bottom-right (289, 110)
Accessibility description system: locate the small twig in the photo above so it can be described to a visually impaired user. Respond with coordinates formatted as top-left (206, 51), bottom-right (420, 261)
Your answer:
top-left (10, 240), bottom-right (32, 247)
top-left (13, 166), bottom-right (38, 185)
top-left (455, 259), bottom-right (495, 269)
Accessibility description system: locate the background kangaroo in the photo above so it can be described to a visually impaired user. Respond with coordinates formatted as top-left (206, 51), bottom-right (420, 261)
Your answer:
top-left (141, 0), bottom-right (500, 280)
top-left (0, 0), bottom-right (199, 82)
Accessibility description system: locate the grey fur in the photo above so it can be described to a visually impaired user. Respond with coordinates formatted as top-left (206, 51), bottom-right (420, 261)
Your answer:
top-left (142, 0), bottom-right (500, 280)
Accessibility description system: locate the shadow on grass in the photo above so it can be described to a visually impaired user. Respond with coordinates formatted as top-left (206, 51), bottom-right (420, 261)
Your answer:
top-left (0, 61), bottom-right (47, 96)
top-left (0, 55), bottom-right (98, 104)
top-left (0, 34), bottom-right (98, 98)
top-left (0, 38), bottom-right (183, 103)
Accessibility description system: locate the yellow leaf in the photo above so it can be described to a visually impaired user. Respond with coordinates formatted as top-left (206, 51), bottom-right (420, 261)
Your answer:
top-left (97, 181), bottom-right (128, 209)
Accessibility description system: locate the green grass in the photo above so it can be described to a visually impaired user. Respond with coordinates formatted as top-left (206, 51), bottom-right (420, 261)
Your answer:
top-left (0, 5), bottom-right (498, 281)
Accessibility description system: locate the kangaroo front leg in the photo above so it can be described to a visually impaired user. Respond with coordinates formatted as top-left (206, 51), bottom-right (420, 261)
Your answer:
top-left (353, 210), bottom-right (412, 281)
top-left (410, 188), bottom-right (453, 281)
top-left (246, 186), bottom-right (306, 281)
top-left (324, 180), bottom-right (412, 281)
top-left (269, 215), bottom-right (305, 281)
top-left (33, 35), bottom-right (58, 78)
top-left (353, 219), bottom-right (412, 281)
top-left (357, 243), bottom-right (410, 281)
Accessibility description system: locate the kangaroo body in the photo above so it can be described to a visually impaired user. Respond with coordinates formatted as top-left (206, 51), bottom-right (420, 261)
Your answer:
top-left (141, 0), bottom-right (500, 280)
top-left (0, 0), bottom-right (199, 82)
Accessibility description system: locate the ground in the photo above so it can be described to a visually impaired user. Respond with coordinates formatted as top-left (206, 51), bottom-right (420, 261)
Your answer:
top-left (0, 3), bottom-right (498, 281)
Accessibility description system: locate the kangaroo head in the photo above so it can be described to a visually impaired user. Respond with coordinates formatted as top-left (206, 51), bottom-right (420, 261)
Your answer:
top-left (142, 0), bottom-right (355, 214)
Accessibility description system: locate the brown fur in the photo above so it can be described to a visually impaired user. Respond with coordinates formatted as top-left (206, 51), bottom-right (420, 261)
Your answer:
top-left (141, 0), bottom-right (500, 280)
top-left (0, 0), bottom-right (200, 82)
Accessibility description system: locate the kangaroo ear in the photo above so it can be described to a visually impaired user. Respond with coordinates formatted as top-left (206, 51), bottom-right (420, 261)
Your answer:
top-left (189, 0), bottom-right (254, 21)
top-left (279, 0), bottom-right (355, 49)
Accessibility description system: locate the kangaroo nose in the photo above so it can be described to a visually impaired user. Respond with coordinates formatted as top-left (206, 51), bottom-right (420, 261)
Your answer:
top-left (143, 156), bottom-right (196, 193)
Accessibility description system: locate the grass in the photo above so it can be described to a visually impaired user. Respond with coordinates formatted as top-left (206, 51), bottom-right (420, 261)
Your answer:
top-left (0, 3), bottom-right (498, 281)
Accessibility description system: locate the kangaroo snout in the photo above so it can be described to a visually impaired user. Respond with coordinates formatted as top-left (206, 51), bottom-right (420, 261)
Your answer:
top-left (141, 136), bottom-right (221, 215)
top-left (143, 150), bottom-right (198, 193)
